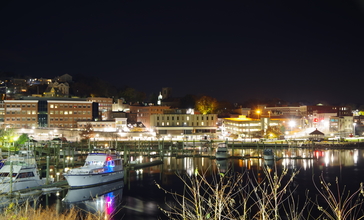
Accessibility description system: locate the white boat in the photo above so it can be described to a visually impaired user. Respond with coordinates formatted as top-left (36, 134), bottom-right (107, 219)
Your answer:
top-left (63, 152), bottom-right (124, 188)
top-left (263, 149), bottom-right (274, 160)
top-left (215, 143), bottom-right (229, 159)
top-left (0, 151), bottom-right (45, 194)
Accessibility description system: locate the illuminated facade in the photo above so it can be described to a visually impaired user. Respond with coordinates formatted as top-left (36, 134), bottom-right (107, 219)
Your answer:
top-left (150, 113), bottom-right (218, 137)
top-left (3, 99), bottom-right (98, 128)
top-left (87, 97), bottom-right (113, 120)
top-left (329, 116), bottom-right (354, 136)
top-left (4, 100), bottom-right (39, 128)
top-left (223, 115), bottom-right (281, 138)
top-left (130, 105), bottom-right (170, 129)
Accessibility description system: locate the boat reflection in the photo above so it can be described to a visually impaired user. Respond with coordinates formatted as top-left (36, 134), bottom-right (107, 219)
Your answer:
top-left (216, 159), bottom-right (229, 173)
top-left (263, 158), bottom-right (275, 168)
top-left (0, 190), bottom-right (42, 209)
top-left (62, 180), bottom-right (124, 218)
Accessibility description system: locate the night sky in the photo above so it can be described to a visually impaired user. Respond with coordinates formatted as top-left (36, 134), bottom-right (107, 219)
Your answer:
top-left (1, 0), bottom-right (364, 105)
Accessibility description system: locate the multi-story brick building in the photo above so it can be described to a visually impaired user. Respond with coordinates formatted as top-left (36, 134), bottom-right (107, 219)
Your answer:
top-left (87, 97), bottom-right (113, 120)
top-left (47, 100), bottom-right (95, 128)
top-left (130, 104), bottom-right (170, 129)
top-left (3, 98), bottom-right (98, 128)
top-left (4, 100), bottom-right (39, 128)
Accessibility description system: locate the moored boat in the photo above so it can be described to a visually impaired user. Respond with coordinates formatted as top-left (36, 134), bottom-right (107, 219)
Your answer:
top-left (263, 149), bottom-right (274, 160)
top-left (63, 151), bottom-right (124, 188)
top-left (215, 143), bottom-right (230, 159)
top-left (0, 151), bottom-right (45, 194)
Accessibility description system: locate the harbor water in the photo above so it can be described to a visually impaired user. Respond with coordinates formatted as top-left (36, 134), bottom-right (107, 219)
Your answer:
top-left (4, 146), bottom-right (364, 219)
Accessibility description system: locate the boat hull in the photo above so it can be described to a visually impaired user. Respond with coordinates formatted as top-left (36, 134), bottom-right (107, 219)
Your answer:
top-left (263, 155), bottom-right (274, 160)
top-left (215, 153), bottom-right (229, 159)
top-left (64, 170), bottom-right (124, 188)
top-left (0, 178), bottom-right (44, 194)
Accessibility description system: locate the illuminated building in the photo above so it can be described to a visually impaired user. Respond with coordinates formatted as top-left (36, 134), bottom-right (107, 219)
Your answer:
top-left (223, 115), bottom-right (281, 139)
top-left (150, 112), bottom-right (218, 139)
top-left (3, 98), bottom-right (98, 128)
top-left (130, 104), bottom-right (170, 129)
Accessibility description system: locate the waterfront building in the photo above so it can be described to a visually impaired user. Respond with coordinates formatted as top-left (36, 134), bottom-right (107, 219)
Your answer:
top-left (87, 97), bottom-right (113, 120)
top-left (77, 120), bottom-right (116, 132)
top-left (130, 104), bottom-right (170, 129)
top-left (3, 98), bottom-right (98, 129)
top-left (329, 115), bottom-right (355, 137)
top-left (223, 115), bottom-right (282, 139)
top-left (150, 112), bottom-right (218, 139)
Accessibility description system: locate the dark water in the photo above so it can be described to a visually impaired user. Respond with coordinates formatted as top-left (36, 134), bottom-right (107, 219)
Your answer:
top-left (33, 148), bottom-right (364, 219)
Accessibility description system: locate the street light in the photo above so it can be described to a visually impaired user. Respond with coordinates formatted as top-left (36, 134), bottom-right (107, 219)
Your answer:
top-left (256, 110), bottom-right (261, 119)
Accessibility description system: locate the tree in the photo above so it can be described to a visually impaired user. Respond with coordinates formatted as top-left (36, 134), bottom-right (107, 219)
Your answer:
top-left (15, 133), bottom-right (29, 146)
top-left (264, 126), bottom-right (283, 139)
top-left (195, 95), bottom-right (218, 114)
top-left (79, 123), bottom-right (95, 141)
top-left (118, 87), bottom-right (146, 104)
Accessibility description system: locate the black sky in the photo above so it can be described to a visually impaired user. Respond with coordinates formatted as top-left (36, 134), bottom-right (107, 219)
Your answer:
top-left (1, 0), bottom-right (364, 105)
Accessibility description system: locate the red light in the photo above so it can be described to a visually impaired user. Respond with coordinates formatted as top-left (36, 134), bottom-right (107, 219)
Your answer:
top-left (313, 118), bottom-right (318, 122)
top-left (106, 157), bottom-right (112, 161)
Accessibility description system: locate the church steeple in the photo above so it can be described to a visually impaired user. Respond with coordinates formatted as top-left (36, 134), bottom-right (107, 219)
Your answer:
top-left (157, 92), bottom-right (162, 105)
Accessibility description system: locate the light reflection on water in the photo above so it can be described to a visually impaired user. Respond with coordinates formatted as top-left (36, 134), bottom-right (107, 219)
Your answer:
top-left (41, 147), bottom-right (364, 219)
